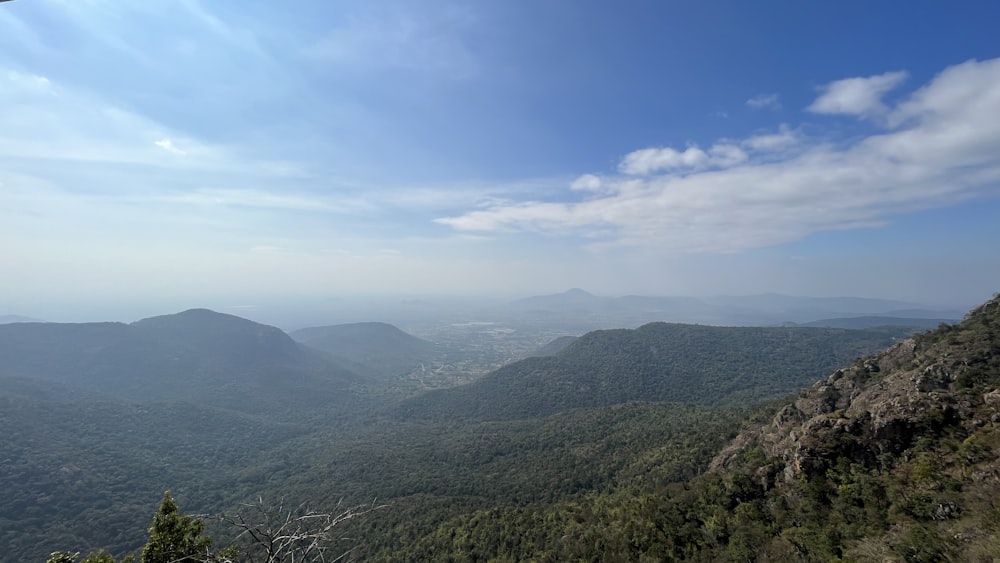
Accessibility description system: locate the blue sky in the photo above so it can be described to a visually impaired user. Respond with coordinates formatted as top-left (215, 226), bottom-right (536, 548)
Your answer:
top-left (2, 0), bottom-right (999, 319)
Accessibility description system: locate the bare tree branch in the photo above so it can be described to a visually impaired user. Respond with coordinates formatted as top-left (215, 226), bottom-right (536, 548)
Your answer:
top-left (203, 497), bottom-right (385, 563)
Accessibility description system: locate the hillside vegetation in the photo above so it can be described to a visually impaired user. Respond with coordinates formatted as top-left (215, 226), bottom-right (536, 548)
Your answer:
top-left (362, 295), bottom-right (1000, 561)
top-left (0, 309), bottom-right (362, 417)
top-left (397, 322), bottom-right (912, 420)
top-left (5, 298), bottom-right (995, 562)
top-left (291, 321), bottom-right (439, 381)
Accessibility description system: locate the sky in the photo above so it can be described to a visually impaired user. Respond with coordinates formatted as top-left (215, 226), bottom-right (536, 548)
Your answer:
top-left (2, 0), bottom-right (1000, 320)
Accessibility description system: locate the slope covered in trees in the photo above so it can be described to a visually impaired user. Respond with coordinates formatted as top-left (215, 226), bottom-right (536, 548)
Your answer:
top-left (0, 309), bottom-right (362, 416)
top-left (13, 297), bottom-right (999, 562)
top-left (397, 322), bottom-right (913, 421)
top-left (358, 295), bottom-right (1000, 561)
top-left (0, 395), bottom-right (306, 559)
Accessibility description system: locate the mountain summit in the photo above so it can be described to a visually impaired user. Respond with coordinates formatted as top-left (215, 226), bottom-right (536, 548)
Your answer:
top-left (0, 309), bottom-right (359, 415)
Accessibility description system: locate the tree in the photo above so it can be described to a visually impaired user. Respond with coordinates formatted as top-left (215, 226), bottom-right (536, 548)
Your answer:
top-left (47, 492), bottom-right (377, 563)
top-left (141, 491), bottom-right (213, 563)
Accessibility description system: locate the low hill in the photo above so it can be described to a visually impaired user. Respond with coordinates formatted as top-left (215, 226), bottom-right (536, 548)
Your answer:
top-left (290, 321), bottom-right (438, 380)
top-left (0, 309), bottom-right (360, 416)
top-left (396, 322), bottom-right (911, 421)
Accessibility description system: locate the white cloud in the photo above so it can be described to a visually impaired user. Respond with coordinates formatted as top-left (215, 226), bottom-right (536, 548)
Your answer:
top-left (746, 93), bottom-right (780, 110)
top-left (808, 70), bottom-right (908, 119)
top-left (708, 144), bottom-right (748, 168)
top-left (5, 70), bottom-right (54, 96)
top-left (0, 66), bottom-right (304, 178)
top-left (154, 138), bottom-right (186, 155)
top-left (742, 124), bottom-right (799, 152)
top-left (570, 174), bottom-right (602, 192)
top-left (619, 147), bottom-right (705, 175)
top-left (439, 58), bottom-right (1000, 253)
top-left (619, 142), bottom-right (748, 176)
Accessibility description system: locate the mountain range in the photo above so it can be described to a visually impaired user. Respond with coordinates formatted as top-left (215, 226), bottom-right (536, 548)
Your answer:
top-left (0, 309), bottom-right (360, 416)
top-left (3, 294), bottom-right (997, 561)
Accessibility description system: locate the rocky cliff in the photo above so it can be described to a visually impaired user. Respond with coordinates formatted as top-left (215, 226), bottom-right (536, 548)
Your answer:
top-left (713, 296), bottom-right (1000, 480)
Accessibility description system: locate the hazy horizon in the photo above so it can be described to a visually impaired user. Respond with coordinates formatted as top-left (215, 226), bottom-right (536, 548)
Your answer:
top-left (0, 287), bottom-right (978, 331)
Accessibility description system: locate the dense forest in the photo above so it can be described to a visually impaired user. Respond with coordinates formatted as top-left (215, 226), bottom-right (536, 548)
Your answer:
top-left (398, 323), bottom-right (909, 420)
top-left (0, 299), bottom-right (994, 561)
top-left (355, 296), bottom-right (1000, 561)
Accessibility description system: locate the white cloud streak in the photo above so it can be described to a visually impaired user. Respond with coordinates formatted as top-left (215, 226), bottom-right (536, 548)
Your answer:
top-left (808, 70), bottom-right (908, 119)
top-left (303, 5), bottom-right (478, 76)
top-left (746, 93), bottom-right (780, 110)
top-left (618, 143), bottom-right (749, 176)
top-left (438, 58), bottom-right (1000, 253)
top-left (154, 138), bottom-right (186, 155)
top-left (0, 66), bottom-right (310, 179)
top-left (742, 124), bottom-right (799, 152)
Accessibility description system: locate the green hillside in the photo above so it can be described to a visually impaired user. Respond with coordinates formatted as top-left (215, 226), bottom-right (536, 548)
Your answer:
top-left (14, 297), bottom-right (1000, 562)
top-left (397, 322), bottom-right (912, 421)
top-left (0, 395), bottom-right (308, 561)
top-left (359, 295), bottom-right (1000, 561)
top-left (0, 309), bottom-right (361, 417)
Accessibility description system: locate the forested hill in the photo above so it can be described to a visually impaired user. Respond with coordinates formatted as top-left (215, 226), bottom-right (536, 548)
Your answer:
top-left (396, 322), bottom-right (913, 421)
top-left (0, 309), bottom-right (361, 415)
top-left (366, 295), bottom-right (1000, 561)
top-left (290, 321), bottom-right (438, 379)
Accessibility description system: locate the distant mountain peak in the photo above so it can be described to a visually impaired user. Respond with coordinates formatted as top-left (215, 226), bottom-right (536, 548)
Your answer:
top-left (153, 308), bottom-right (238, 320)
top-left (177, 307), bottom-right (218, 315)
top-left (132, 308), bottom-right (267, 329)
top-left (564, 288), bottom-right (594, 296)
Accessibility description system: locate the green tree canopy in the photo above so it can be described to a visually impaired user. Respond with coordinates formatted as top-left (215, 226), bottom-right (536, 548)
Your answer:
top-left (141, 491), bottom-right (212, 563)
